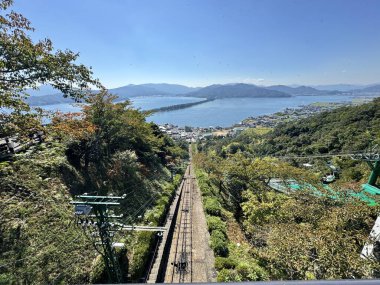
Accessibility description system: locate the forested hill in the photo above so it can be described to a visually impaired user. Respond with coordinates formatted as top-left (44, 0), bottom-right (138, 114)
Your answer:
top-left (185, 83), bottom-right (291, 99)
top-left (0, 2), bottom-right (193, 282)
top-left (257, 97), bottom-right (380, 156)
top-left (266, 85), bottom-right (341, 96)
top-left (199, 98), bottom-right (380, 159)
top-left (193, 98), bottom-right (380, 282)
top-left (26, 83), bottom-right (198, 106)
top-left (0, 92), bottom-right (189, 283)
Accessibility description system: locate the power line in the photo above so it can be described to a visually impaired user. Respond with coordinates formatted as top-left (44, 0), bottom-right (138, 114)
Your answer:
top-left (0, 228), bottom-right (86, 270)
top-left (125, 193), bottom-right (158, 223)
top-left (70, 194), bottom-right (126, 283)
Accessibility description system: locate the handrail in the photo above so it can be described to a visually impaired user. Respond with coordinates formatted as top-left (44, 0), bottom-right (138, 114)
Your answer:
top-left (130, 279), bottom-right (380, 285)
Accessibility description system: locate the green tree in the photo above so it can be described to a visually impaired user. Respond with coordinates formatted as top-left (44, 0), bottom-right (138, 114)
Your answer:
top-left (0, 0), bottom-right (101, 136)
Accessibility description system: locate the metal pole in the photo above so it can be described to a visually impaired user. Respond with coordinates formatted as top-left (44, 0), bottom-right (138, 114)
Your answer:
top-left (368, 161), bottom-right (380, 186)
top-left (71, 196), bottom-right (124, 283)
top-left (95, 205), bottom-right (122, 283)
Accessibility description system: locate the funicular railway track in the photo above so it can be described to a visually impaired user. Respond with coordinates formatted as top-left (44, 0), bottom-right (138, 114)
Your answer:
top-left (164, 165), bottom-right (194, 283)
top-left (148, 156), bottom-right (215, 284)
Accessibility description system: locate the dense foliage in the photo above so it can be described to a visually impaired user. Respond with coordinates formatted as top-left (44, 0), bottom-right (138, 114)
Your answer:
top-left (0, 0), bottom-right (102, 137)
top-left (194, 98), bottom-right (380, 281)
top-left (200, 98), bottom-right (380, 184)
top-left (0, 144), bottom-right (96, 284)
top-left (261, 98), bottom-right (380, 155)
top-left (2, 0), bottom-right (380, 283)
top-left (0, 92), bottom-right (188, 284)
top-left (0, 1), bottom-right (188, 283)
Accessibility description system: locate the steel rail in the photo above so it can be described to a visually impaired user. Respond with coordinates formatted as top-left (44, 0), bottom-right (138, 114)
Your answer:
top-left (180, 180), bottom-right (189, 282)
top-left (189, 165), bottom-right (194, 282)
top-left (129, 280), bottom-right (380, 285)
top-left (171, 165), bottom-right (193, 283)
top-left (170, 171), bottom-right (187, 283)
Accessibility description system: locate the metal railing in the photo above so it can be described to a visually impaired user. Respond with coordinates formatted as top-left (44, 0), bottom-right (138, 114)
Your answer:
top-left (127, 280), bottom-right (380, 285)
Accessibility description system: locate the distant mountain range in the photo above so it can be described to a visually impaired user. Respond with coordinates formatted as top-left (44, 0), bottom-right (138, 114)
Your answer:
top-left (109, 83), bottom-right (199, 98)
top-left (26, 83), bottom-right (199, 106)
top-left (310, 84), bottom-right (364, 92)
top-left (353, 84), bottom-right (380, 93)
top-left (184, 83), bottom-right (291, 99)
top-left (310, 84), bottom-right (380, 92)
top-left (266, 85), bottom-right (341, 96)
top-left (25, 82), bottom-right (380, 106)
top-left (26, 85), bottom-right (61, 97)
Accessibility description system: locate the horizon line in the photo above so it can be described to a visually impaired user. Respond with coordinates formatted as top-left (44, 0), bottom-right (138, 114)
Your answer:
top-left (103, 81), bottom-right (379, 90)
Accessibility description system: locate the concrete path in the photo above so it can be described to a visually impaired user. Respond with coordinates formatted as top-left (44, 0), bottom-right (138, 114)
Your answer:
top-left (190, 164), bottom-right (217, 282)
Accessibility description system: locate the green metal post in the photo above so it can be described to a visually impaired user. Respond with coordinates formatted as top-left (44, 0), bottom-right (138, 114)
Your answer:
top-left (368, 161), bottom-right (380, 186)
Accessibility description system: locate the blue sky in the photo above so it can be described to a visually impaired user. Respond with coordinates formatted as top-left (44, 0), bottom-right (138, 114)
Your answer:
top-left (11, 0), bottom-right (380, 88)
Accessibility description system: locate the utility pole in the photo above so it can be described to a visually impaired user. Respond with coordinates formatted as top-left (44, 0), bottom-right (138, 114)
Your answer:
top-left (71, 194), bottom-right (126, 284)
top-left (71, 194), bottom-right (167, 283)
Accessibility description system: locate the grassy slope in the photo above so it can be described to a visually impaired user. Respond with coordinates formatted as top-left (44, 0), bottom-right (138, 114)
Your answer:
top-left (0, 141), bottom-right (184, 284)
top-left (0, 143), bottom-right (95, 284)
top-left (195, 169), bottom-right (269, 282)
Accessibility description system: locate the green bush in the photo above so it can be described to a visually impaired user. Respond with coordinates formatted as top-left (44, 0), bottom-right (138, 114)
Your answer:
top-left (215, 257), bottom-right (237, 270)
top-left (157, 195), bottom-right (169, 206)
top-left (206, 216), bottom-right (227, 234)
top-left (145, 204), bottom-right (166, 224)
top-left (216, 262), bottom-right (269, 282)
top-left (217, 268), bottom-right (238, 282)
top-left (210, 230), bottom-right (229, 257)
top-left (204, 197), bottom-right (222, 216)
top-left (225, 142), bottom-right (246, 154)
top-left (90, 255), bottom-right (107, 283)
top-left (172, 173), bottom-right (182, 188)
top-left (128, 231), bottom-right (155, 281)
top-left (347, 169), bottom-right (364, 182)
top-left (199, 180), bottom-right (213, 197)
top-left (196, 170), bottom-right (215, 197)
top-left (235, 262), bottom-right (269, 281)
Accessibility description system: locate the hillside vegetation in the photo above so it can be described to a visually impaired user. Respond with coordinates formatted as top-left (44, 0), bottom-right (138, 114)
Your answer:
top-left (0, 92), bottom-right (188, 284)
top-left (261, 97), bottom-right (380, 156)
top-left (0, 2), bottom-right (188, 283)
top-left (2, 0), bottom-right (380, 283)
top-left (194, 98), bottom-right (380, 281)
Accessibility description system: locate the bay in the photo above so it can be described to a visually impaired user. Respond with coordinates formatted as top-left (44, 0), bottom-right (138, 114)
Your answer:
top-left (38, 94), bottom-right (375, 127)
top-left (39, 96), bottom-right (203, 113)
top-left (148, 95), bottom-right (362, 127)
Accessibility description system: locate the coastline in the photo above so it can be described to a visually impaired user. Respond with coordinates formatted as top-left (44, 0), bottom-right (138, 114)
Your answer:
top-left (158, 97), bottom-right (376, 142)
